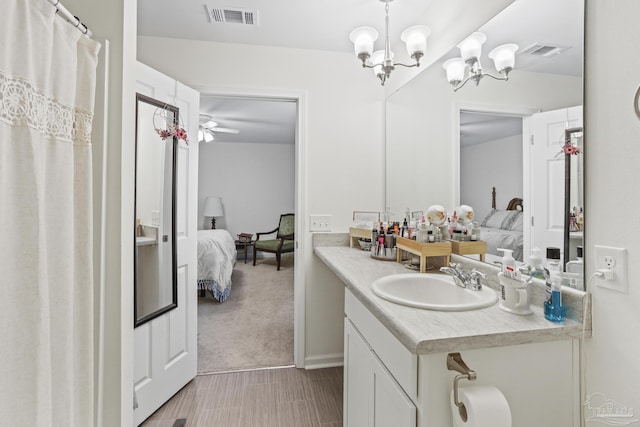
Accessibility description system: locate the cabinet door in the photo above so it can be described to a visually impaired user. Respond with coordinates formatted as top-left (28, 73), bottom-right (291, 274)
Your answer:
top-left (372, 352), bottom-right (416, 427)
top-left (345, 319), bottom-right (374, 427)
top-left (345, 319), bottom-right (416, 427)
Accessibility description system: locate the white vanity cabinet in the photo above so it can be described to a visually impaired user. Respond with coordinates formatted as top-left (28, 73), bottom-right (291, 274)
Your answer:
top-left (344, 318), bottom-right (417, 427)
top-left (344, 288), bottom-right (418, 427)
top-left (344, 288), bottom-right (580, 427)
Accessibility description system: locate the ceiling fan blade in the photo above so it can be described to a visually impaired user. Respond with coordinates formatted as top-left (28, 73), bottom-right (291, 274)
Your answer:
top-left (211, 127), bottom-right (240, 134)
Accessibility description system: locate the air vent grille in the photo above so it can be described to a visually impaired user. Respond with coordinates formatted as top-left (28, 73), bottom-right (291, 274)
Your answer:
top-left (208, 6), bottom-right (258, 26)
top-left (520, 43), bottom-right (567, 57)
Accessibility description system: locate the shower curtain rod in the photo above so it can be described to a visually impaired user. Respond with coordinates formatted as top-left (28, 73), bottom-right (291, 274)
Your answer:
top-left (47, 0), bottom-right (92, 37)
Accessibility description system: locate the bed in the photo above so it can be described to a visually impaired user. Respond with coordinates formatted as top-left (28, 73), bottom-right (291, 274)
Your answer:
top-left (197, 229), bottom-right (237, 302)
top-left (478, 187), bottom-right (524, 261)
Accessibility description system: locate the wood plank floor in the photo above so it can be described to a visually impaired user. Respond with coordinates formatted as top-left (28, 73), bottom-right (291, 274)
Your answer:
top-left (141, 366), bottom-right (343, 427)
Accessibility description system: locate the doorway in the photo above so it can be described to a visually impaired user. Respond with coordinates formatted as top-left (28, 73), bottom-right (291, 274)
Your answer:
top-left (196, 93), bottom-right (302, 373)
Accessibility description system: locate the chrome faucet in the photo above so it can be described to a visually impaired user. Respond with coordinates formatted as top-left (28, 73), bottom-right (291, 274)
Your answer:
top-left (439, 263), bottom-right (487, 290)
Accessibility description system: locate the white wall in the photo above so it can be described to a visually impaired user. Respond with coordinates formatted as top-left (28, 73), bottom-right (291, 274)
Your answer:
top-left (198, 141), bottom-right (295, 239)
top-left (583, 0), bottom-right (640, 420)
top-left (460, 133), bottom-right (523, 222)
top-left (138, 36), bottom-right (385, 365)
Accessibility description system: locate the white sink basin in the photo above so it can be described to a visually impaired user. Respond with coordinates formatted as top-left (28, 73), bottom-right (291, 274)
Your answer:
top-left (371, 273), bottom-right (498, 311)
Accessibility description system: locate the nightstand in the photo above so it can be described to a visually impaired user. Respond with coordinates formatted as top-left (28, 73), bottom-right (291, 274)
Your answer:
top-left (235, 240), bottom-right (255, 264)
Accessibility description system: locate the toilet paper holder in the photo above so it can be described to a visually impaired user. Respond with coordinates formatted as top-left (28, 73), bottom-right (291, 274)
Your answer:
top-left (447, 352), bottom-right (477, 422)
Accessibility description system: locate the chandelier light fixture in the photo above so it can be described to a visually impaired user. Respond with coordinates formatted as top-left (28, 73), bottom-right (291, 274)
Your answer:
top-left (442, 32), bottom-right (519, 91)
top-left (349, 0), bottom-right (430, 86)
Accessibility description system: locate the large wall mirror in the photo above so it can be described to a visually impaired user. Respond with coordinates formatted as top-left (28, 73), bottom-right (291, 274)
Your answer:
top-left (134, 93), bottom-right (178, 327)
top-left (385, 0), bottom-right (585, 286)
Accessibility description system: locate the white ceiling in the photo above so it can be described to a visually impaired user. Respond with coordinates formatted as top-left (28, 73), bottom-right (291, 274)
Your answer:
top-left (138, 0), bottom-right (583, 146)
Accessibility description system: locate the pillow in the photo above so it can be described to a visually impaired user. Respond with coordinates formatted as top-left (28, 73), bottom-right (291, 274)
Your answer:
top-left (480, 209), bottom-right (520, 230)
top-left (505, 211), bottom-right (524, 231)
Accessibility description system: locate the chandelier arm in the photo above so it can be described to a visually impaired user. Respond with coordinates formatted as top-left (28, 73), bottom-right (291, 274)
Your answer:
top-left (482, 72), bottom-right (509, 82)
top-left (453, 76), bottom-right (474, 92)
top-left (394, 62), bottom-right (420, 69)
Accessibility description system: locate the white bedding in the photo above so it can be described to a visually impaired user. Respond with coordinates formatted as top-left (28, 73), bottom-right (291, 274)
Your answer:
top-left (480, 227), bottom-right (524, 262)
top-left (197, 230), bottom-right (237, 301)
top-left (479, 208), bottom-right (524, 261)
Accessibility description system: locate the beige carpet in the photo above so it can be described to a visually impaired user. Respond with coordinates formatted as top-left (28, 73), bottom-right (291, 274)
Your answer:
top-left (197, 253), bottom-right (294, 374)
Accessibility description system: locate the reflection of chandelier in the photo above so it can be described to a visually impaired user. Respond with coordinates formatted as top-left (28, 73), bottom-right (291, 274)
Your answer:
top-left (349, 0), bottom-right (430, 86)
top-left (443, 32), bottom-right (518, 91)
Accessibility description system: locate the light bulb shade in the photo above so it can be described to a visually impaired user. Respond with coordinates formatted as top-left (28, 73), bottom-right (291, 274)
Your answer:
top-left (457, 32), bottom-right (487, 62)
top-left (198, 129), bottom-right (204, 142)
top-left (204, 130), bottom-right (214, 142)
top-left (370, 50), bottom-right (393, 78)
top-left (442, 58), bottom-right (466, 84)
top-left (203, 196), bottom-right (224, 217)
top-left (203, 120), bottom-right (218, 128)
top-left (400, 25), bottom-right (431, 59)
top-left (489, 43), bottom-right (519, 73)
top-left (349, 26), bottom-right (379, 58)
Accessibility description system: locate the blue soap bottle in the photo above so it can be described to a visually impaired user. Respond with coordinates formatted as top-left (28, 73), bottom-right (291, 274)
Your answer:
top-left (544, 273), bottom-right (565, 322)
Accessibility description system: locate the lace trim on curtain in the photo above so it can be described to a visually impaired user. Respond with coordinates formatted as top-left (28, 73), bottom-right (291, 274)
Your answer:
top-left (0, 71), bottom-right (93, 144)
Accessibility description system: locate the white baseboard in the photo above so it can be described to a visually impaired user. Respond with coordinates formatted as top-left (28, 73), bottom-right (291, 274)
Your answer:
top-left (304, 353), bottom-right (344, 370)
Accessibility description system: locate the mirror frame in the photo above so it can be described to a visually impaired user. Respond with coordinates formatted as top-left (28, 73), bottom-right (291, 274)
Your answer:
top-left (134, 93), bottom-right (178, 328)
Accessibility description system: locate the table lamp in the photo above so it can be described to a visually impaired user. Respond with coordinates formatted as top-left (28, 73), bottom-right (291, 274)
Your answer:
top-left (203, 196), bottom-right (224, 229)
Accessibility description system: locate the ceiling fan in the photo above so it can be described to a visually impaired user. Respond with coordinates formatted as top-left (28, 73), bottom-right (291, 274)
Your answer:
top-left (198, 113), bottom-right (240, 142)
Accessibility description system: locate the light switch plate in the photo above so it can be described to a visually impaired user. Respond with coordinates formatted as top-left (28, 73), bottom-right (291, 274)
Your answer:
top-left (595, 245), bottom-right (628, 293)
top-left (309, 215), bottom-right (332, 232)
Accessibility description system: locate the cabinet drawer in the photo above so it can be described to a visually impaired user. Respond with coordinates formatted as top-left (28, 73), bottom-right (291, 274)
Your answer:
top-left (345, 289), bottom-right (418, 400)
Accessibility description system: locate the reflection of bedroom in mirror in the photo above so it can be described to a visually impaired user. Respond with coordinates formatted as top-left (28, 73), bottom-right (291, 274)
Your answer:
top-left (134, 93), bottom-right (178, 327)
top-left (459, 111), bottom-right (524, 262)
top-left (385, 0), bottom-right (585, 287)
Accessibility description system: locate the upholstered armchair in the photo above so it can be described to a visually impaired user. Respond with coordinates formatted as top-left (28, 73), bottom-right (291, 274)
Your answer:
top-left (253, 213), bottom-right (295, 271)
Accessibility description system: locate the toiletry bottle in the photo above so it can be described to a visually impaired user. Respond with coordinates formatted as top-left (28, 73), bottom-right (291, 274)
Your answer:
top-left (498, 248), bottom-right (517, 279)
top-left (565, 246), bottom-right (584, 290)
top-left (543, 247), bottom-right (562, 318)
top-left (449, 211), bottom-right (457, 238)
top-left (545, 272), bottom-right (565, 322)
top-left (529, 247), bottom-right (545, 280)
top-left (401, 218), bottom-right (408, 238)
top-left (371, 226), bottom-right (379, 254)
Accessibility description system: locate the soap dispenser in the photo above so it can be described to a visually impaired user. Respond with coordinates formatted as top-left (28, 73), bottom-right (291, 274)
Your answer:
top-left (497, 248), bottom-right (517, 279)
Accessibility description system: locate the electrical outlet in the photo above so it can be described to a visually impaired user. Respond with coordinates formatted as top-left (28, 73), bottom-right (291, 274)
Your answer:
top-left (309, 215), bottom-right (332, 232)
top-left (595, 245), bottom-right (628, 293)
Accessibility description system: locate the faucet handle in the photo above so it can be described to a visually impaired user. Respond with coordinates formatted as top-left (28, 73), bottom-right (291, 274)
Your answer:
top-left (469, 269), bottom-right (486, 278)
top-left (449, 262), bottom-right (463, 272)
top-left (468, 269), bottom-right (486, 290)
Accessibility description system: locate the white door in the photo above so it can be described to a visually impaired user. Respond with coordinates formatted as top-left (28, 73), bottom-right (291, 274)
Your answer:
top-left (528, 106), bottom-right (582, 264)
top-left (134, 62), bottom-right (200, 425)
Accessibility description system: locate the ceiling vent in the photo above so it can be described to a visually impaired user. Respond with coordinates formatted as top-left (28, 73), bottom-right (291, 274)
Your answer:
top-left (208, 6), bottom-right (258, 26)
top-left (520, 43), bottom-right (568, 57)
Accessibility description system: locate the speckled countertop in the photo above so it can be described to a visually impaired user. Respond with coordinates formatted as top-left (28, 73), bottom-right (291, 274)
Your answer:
top-left (314, 237), bottom-right (590, 355)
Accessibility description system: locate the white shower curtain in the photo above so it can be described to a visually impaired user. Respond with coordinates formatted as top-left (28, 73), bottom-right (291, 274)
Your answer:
top-left (0, 1), bottom-right (100, 426)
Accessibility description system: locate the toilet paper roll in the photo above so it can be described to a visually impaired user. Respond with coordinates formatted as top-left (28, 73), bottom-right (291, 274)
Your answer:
top-left (451, 385), bottom-right (512, 427)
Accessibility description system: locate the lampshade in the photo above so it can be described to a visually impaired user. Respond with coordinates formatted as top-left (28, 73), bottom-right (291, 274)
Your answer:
top-left (203, 197), bottom-right (224, 217)
top-left (442, 58), bottom-right (466, 84)
top-left (457, 32), bottom-right (487, 62)
top-left (400, 25), bottom-right (431, 59)
top-left (370, 49), bottom-right (394, 79)
top-left (488, 43), bottom-right (519, 73)
top-left (349, 26), bottom-right (379, 58)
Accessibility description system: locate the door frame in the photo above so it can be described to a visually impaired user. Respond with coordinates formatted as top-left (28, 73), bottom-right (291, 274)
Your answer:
top-left (192, 85), bottom-right (307, 368)
top-left (452, 102), bottom-right (537, 261)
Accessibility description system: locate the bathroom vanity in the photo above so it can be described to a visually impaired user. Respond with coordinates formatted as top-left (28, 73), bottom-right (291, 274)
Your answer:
top-left (315, 242), bottom-right (589, 427)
